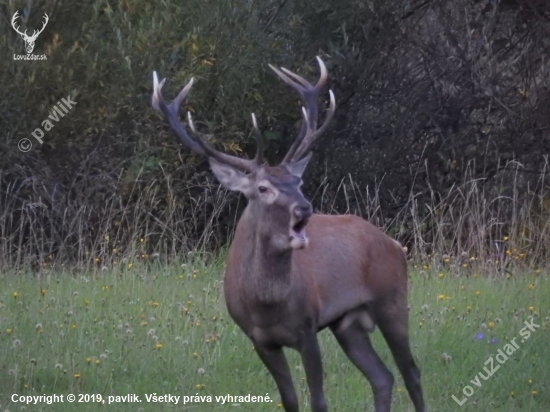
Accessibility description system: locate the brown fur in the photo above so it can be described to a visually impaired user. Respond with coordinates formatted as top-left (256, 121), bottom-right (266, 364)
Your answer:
top-left (223, 210), bottom-right (425, 412)
top-left (225, 213), bottom-right (408, 336)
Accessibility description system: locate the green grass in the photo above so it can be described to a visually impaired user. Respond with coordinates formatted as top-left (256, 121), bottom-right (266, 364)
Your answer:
top-left (0, 259), bottom-right (548, 411)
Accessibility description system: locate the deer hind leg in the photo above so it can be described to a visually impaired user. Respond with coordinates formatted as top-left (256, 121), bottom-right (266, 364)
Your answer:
top-left (254, 344), bottom-right (299, 411)
top-left (375, 304), bottom-right (426, 412)
top-left (329, 314), bottom-right (394, 412)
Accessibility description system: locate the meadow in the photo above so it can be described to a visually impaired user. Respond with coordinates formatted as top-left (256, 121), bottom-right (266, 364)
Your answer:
top-left (0, 255), bottom-right (547, 412)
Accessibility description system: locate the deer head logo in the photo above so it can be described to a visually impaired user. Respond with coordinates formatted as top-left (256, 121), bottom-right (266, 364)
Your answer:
top-left (12, 11), bottom-right (49, 54)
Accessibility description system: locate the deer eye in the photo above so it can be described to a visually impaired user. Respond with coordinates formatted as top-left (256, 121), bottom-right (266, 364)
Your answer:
top-left (258, 186), bottom-right (268, 194)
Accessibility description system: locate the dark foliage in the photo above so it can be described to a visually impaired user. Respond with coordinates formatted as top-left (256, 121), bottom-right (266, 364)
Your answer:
top-left (1, 0), bottom-right (549, 268)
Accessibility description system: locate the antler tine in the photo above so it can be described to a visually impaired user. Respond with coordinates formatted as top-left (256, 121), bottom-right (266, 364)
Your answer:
top-left (280, 108), bottom-right (309, 164)
top-left (152, 72), bottom-right (203, 154)
top-left (270, 64), bottom-right (317, 163)
top-left (11, 11), bottom-right (26, 36)
top-left (186, 111), bottom-right (263, 171)
top-left (292, 89), bottom-right (336, 162)
top-left (37, 13), bottom-right (49, 36)
top-left (251, 113), bottom-right (263, 165)
top-left (268, 65), bottom-right (306, 97)
top-left (270, 57), bottom-right (334, 164)
top-left (281, 56), bottom-right (328, 91)
top-left (152, 72), bottom-right (259, 172)
top-left (31, 13), bottom-right (49, 37)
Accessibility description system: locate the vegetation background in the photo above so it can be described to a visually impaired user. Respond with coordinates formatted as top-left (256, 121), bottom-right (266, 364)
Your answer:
top-left (1, 1), bottom-right (549, 411)
top-left (1, 0), bottom-right (549, 270)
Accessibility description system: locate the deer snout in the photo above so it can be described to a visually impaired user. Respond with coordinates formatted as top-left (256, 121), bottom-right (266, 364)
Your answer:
top-left (289, 202), bottom-right (312, 250)
top-left (293, 203), bottom-right (313, 221)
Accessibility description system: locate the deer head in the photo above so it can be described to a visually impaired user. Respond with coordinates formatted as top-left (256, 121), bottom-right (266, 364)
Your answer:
top-left (152, 57), bottom-right (335, 251)
top-left (12, 11), bottom-right (49, 54)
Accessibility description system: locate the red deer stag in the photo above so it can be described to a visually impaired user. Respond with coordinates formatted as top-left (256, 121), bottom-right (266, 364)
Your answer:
top-left (152, 57), bottom-right (425, 412)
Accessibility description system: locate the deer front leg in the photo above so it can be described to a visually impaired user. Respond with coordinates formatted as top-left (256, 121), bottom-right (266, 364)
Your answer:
top-left (254, 344), bottom-right (299, 411)
top-left (299, 333), bottom-right (328, 412)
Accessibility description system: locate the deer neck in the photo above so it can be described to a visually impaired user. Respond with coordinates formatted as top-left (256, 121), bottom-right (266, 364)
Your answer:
top-left (234, 206), bottom-right (294, 304)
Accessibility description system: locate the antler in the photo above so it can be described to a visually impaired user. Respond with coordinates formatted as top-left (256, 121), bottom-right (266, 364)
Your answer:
top-left (152, 72), bottom-right (262, 172)
top-left (30, 13), bottom-right (49, 40)
top-left (11, 11), bottom-right (49, 40)
top-left (269, 56), bottom-right (336, 164)
top-left (11, 11), bottom-right (26, 37)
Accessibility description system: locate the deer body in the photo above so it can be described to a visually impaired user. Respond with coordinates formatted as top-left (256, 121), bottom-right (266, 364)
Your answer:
top-left (152, 58), bottom-right (426, 412)
top-left (225, 213), bottom-right (405, 341)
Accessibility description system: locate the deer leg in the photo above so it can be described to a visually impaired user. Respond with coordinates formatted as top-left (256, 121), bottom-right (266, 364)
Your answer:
top-left (254, 344), bottom-right (299, 411)
top-left (376, 307), bottom-right (426, 412)
top-left (329, 320), bottom-right (394, 412)
top-left (298, 333), bottom-right (328, 412)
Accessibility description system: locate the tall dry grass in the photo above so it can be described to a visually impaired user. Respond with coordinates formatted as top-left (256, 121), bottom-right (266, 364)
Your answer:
top-left (1, 158), bottom-right (548, 274)
top-left (0, 166), bottom-right (236, 272)
top-left (314, 158), bottom-right (550, 274)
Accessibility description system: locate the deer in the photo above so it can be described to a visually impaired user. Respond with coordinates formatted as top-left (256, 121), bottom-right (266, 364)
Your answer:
top-left (11, 11), bottom-right (49, 54)
top-left (151, 57), bottom-right (426, 412)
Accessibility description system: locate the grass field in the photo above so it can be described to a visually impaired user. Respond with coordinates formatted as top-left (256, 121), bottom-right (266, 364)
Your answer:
top-left (0, 257), bottom-right (548, 411)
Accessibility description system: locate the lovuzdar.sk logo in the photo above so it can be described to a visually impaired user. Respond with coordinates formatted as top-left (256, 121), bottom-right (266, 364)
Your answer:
top-left (12, 10), bottom-right (49, 61)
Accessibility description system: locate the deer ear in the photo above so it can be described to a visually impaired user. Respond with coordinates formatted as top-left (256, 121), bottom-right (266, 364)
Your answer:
top-left (209, 158), bottom-right (252, 194)
top-left (285, 152), bottom-right (312, 178)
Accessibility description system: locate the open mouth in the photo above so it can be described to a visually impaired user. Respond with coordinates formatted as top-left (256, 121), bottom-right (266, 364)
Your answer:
top-left (291, 219), bottom-right (307, 238)
top-left (289, 217), bottom-right (309, 248)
